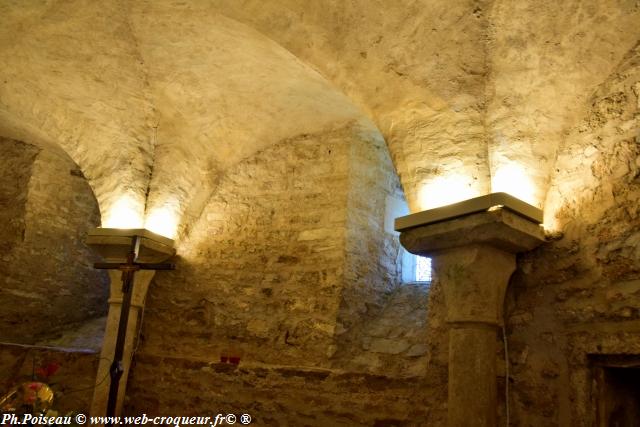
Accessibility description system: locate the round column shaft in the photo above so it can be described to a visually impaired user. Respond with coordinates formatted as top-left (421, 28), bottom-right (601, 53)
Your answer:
top-left (435, 244), bottom-right (515, 427)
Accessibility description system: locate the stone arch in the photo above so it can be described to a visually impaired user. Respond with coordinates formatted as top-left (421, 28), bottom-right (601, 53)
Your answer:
top-left (135, 121), bottom-right (404, 362)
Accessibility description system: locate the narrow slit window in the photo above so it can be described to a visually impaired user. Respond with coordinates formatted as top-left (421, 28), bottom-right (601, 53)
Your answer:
top-left (415, 256), bottom-right (432, 283)
top-left (384, 192), bottom-right (432, 285)
top-left (401, 250), bottom-right (432, 284)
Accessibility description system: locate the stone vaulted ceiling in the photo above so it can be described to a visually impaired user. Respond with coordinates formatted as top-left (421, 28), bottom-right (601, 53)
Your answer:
top-left (0, 0), bottom-right (639, 238)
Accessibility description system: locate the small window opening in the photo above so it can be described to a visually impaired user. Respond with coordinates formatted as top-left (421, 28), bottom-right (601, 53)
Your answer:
top-left (384, 193), bottom-right (433, 285)
top-left (415, 255), bottom-right (432, 282)
top-left (401, 250), bottom-right (432, 284)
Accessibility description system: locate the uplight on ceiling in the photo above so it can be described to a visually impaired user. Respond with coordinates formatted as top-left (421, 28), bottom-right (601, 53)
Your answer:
top-left (102, 194), bottom-right (144, 229)
top-left (491, 163), bottom-right (537, 207)
top-left (145, 201), bottom-right (180, 239)
top-left (418, 174), bottom-right (478, 211)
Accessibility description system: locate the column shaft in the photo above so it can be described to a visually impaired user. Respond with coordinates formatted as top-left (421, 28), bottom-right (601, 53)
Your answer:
top-left (91, 270), bottom-right (154, 416)
top-left (434, 245), bottom-right (515, 427)
top-left (448, 325), bottom-right (498, 427)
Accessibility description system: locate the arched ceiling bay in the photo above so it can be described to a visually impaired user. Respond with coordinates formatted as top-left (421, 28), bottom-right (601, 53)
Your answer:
top-left (128, 0), bottom-right (366, 237)
top-left (0, 0), bottom-right (372, 238)
top-left (487, 0), bottom-right (640, 209)
top-left (0, 0), bottom-right (156, 225)
top-left (1, 0), bottom-right (639, 235)
top-left (209, 0), bottom-right (493, 210)
top-left (210, 0), bottom-right (640, 211)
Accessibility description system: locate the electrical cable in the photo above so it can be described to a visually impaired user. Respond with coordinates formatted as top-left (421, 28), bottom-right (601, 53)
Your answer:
top-left (502, 325), bottom-right (510, 427)
top-left (132, 294), bottom-right (148, 356)
top-left (58, 357), bottom-right (113, 396)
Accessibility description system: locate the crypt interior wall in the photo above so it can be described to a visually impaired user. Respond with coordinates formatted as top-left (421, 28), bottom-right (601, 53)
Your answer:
top-left (123, 42), bottom-right (640, 425)
top-left (0, 59), bottom-right (637, 427)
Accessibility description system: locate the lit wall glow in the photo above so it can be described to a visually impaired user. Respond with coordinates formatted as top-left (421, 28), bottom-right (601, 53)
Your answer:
top-left (491, 163), bottom-right (537, 207)
top-left (102, 194), bottom-right (145, 229)
top-left (418, 174), bottom-right (479, 210)
top-left (145, 200), bottom-right (180, 239)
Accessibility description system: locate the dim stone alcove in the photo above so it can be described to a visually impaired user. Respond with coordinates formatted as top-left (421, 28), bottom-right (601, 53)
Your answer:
top-left (0, 135), bottom-right (109, 412)
top-left (0, 136), bottom-right (108, 347)
top-left (590, 355), bottom-right (640, 427)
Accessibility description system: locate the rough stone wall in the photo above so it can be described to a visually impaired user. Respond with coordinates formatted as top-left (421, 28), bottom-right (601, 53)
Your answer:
top-left (0, 343), bottom-right (99, 414)
top-left (0, 138), bottom-right (38, 257)
top-left (502, 43), bottom-right (640, 426)
top-left (129, 286), bottom-right (445, 425)
top-left (337, 125), bottom-right (403, 340)
top-left (335, 125), bottom-right (436, 379)
top-left (139, 127), bottom-right (351, 367)
top-left (334, 283), bottom-right (431, 377)
top-left (0, 137), bottom-right (108, 344)
top-left (126, 124), bottom-right (440, 423)
top-left (127, 353), bottom-right (429, 426)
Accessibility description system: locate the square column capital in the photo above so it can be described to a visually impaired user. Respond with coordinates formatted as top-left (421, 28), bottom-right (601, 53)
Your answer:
top-left (86, 228), bottom-right (175, 263)
top-left (399, 208), bottom-right (545, 256)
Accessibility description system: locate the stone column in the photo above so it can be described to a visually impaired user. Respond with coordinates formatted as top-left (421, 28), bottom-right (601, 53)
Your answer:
top-left (90, 270), bottom-right (155, 416)
top-left (437, 245), bottom-right (515, 427)
top-left (398, 209), bottom-right (545, 427)
top-left (86, 228), bottom-right (175, 417)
